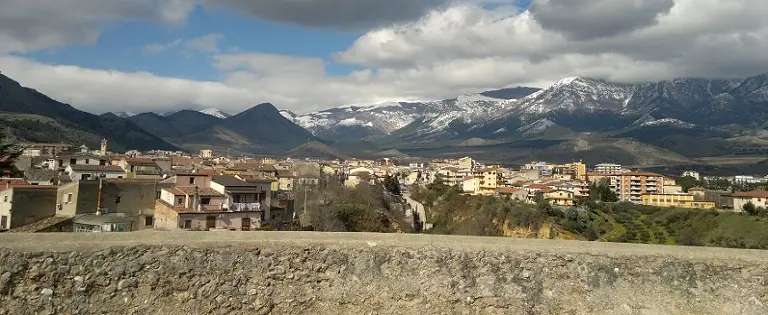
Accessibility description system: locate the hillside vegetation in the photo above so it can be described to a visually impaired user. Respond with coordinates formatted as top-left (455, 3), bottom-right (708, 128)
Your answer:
top-left (412, 184), bottom-right (768, 249)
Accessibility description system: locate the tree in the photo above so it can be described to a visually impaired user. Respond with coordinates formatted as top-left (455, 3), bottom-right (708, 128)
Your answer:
top-left (676, 176), bottom-right (700, 193)
top-left (589, 183), bottom-right (618, 202)
top-left (383, 175), bottom-right (401, 196)
top-left (0, 131), bottom-right (22, 177)
top-left (743, 202), bottom-right (758, 216)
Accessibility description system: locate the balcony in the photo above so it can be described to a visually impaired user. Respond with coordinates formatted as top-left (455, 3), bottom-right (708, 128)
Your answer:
top-left (229, 202), bottom-right (262, 212)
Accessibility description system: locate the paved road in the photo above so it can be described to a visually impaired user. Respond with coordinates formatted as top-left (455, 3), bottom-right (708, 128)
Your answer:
top-left (403, 193), bottom-right (430, 230)
top-left (1, 231), bottom-right (768, 262)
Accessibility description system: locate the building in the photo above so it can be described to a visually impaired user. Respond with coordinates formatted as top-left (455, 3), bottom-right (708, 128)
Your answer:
top-left (563, 162), bottom-right (587, 180)
top-left (118, 158), bottom-right (163, 179)
top-left (544, 189), bottom-right (576, 206)
top-left (200, 149), bottom-right (213, 158)
top-left (346, 167), bottom-right (374, 188)
top-left (682, 171), bottom-right (700, 181)
top-left (56, 178), bottom-right (174, 231)
top-left (594, 163), bottom-right (625, 174)
top-left (65, 164), bottom-right (126, 181)
top-left (473, 168), bottom-right (498, 195)
top-left (0, 185), bottom-right (58, 230)
top-left (641, 193), bottom-right (716, 209)
top-left (457, 157), bottom-right (475, 172)
top-left (24, 168), bottom-right (58, 185)
top-left (436, 166), bottom-right (471, 186)
top-left (613, 172), bottom-right (665, 203)
top-left (461, 176), bottom-right (479, 194)
top-left (494, 187), bottom-right (528, 201)
top-left (154, 174), bottom-right (267, 231)
top-left (211, 175), bottom-right (271, 214)
top-left (73, 213), bottom-right (134, 232)
top-left (99, 138), bottom-right (108, 156)
top-left (276, 169), bottom-right (295, 191)
top-left (730, 190), bottom-right (768, 213)
top-left (523, 162), bottom-right (551, 176)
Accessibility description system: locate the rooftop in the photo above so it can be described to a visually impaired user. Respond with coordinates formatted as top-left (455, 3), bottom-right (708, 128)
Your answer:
top-left (24, 168), bottom-right (57, 181)
top-left (212, 175), bottom-right (263, 187)
top-left (732, 190), bottom-right (768, 198)
top-left (68, 165), bottom-right (125, 172)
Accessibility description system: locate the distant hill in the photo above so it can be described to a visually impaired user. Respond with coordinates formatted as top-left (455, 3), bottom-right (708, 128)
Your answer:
top-left (0, 73), bottom-right (176, 152)
top-left (167, 103), bottom-right (320, 155)
top-left (127, 113), bottom-right (180, 138)
top-left (165, 110), bottom-right (222, 134)
top-left (285, 141), bottom-right (348, 160)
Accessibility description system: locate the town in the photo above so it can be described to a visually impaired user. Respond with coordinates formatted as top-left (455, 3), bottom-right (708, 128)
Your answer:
top-left (1, 139), bottom-right (766, 235)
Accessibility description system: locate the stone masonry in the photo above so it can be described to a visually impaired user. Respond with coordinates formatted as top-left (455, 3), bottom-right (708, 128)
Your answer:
top-left (0, 232), bottom-right (767, 314)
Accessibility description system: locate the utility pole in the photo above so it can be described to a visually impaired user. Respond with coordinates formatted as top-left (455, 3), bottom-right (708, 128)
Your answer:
top-left (96, 174), bottom-right (103, 215)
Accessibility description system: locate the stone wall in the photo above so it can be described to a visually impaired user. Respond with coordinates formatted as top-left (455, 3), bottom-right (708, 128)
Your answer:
top-left (1, 232), bottom-right (767, 315)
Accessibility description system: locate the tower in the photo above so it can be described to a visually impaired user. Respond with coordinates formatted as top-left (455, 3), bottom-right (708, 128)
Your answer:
top-left (100, 138), bottom-right (107, 156)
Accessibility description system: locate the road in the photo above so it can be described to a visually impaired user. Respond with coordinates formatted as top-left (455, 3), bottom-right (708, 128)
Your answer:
top-left (403, 192), bottom-right (431, 231)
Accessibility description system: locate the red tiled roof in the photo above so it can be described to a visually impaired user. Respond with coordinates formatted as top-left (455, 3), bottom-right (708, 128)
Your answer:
top-left (3, 185), bottom-right (57, 191)
top-left (495, 187), bottom-right (522, 194)
top-left (732, 190), bottom-right (768, 198)
top-left (0, 178), bottom-right (25, 187)
top-left (525, 184), bottom-right (550, 189)
top-left (105, 178), bottom-right (165, 183)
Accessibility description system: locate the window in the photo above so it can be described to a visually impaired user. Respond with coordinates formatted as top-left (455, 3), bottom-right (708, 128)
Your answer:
top-left (85, 159), bottom-right (90, 164)
top-left (70, 159), bottom-right (76, 164)
top-left (155, 191), bottom-right (161, 199)
top-left (115, 196), bottom-right (122, 204)
top-left (184, 220), bottom-right (192, 229)
top-left (201, 197), bottom-right (211, 205)
top-left (0, 216), bottom-right (6, 229)
top-left (177, 197), bottom-right (183, 205)
top-left (145, 216), bottom-right (154, 227)
top-left (81, 174), bottom-right (89, 180)
top-left (189, 177), bottom-right (196, 185)
top-left (3, 196), bottom-right (6, 202)
top-left (66, 193), bottom-right (73, 203)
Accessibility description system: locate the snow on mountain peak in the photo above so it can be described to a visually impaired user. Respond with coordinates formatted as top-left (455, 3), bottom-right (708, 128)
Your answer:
top-left (199, 108), bottom-right (230, 119)
top-left (113, 111), bottom-right (138, 118)
top-left (279, 109), bottom-right (297, 121)
top-left (553, 76), bottom-right (581, 87)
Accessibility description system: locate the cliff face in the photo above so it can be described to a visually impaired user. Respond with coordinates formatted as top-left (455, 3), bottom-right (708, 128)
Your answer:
top-left (0, 232), bottom-right (767, 315)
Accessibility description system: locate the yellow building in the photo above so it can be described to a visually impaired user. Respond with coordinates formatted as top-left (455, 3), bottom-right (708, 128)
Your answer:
top-left (544, 189), bottom-right (575, 206)
top-left (474, 168), bottom-right (498, 195)
top-left (564, 162), bottom-right (587, 180)
top-left (641, 193), bottom-right (716, 209)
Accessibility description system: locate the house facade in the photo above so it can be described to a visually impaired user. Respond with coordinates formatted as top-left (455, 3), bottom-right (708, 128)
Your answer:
top-left (0, 185), bottom-right (58, 230)
top-left (731, 190), bottom-right (768, 212)
top-left (154, 174), bottom-right (265, 231)
top-left (641, 193), bottom-right (716, 209)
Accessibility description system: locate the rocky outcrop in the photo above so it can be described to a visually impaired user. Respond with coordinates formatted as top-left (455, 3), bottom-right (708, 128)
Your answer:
top-left (0, 232), bottom-right (767, 314)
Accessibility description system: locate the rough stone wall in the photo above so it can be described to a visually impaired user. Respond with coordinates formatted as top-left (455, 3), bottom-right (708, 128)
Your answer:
top-left (1, 232), bottom-right (768, 315)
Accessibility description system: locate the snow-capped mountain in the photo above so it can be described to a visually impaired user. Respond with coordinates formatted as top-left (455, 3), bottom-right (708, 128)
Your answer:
top-left (286, 87), bottom-right (540, 142)
top-left (199, 108), bottom-right (231, 119)
top-left (112, 111), bottom-right (138, 118)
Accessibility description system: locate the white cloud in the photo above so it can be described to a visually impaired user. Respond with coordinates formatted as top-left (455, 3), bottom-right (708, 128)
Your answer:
top-left (184, 33), bottom-right (223, 53)
top-left (1, 0), bottom-right (768, 116)
top-left (142, 34), bottom-right (222, 55)
top-left (142, 39), bottom-right (183, 54)
top-left (0, 0), bottom-right (196, 54)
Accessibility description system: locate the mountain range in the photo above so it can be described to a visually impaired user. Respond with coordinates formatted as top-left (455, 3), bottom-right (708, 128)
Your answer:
top-left (2, 69), bottom-right (768, 166)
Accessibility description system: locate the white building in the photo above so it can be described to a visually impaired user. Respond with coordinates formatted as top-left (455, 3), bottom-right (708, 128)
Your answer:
top-left (682, 171), bottom-right (700, 180)
top-left (65, 165), bottom-right (126, 181)
top-left (594, 163), bottom-right (625, 174)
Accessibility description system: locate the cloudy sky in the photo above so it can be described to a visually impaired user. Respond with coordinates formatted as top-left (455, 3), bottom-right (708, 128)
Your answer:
top-left (1, 0), bottom-right (767, 115)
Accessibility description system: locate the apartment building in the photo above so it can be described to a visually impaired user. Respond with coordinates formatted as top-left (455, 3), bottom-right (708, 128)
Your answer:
top-left (613, 172), bottom-right (665, 203)
top-left (436, 166), bottom-right (471, 186)
top-left (594, 163), bottom-right (625, 174)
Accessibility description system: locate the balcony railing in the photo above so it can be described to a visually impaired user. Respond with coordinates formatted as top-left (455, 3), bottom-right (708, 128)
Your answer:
top-left (229, 202), bottom-right (261, 212)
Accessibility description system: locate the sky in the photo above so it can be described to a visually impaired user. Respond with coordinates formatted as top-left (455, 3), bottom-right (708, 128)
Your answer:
top-left (1, 0), bottom-right (767, 115)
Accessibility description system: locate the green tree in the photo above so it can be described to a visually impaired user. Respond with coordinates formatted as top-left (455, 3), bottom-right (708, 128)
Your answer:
top-left (589, 183), bottom-right (618, 202)
top-left (0, 131), bottom-right (22, 177)
top-left (743, 202), bottom-right (758, 216)
top-left (676, 176), bottom-right (700, 192)
top-left (383, 175), bottom-right (402, 196)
